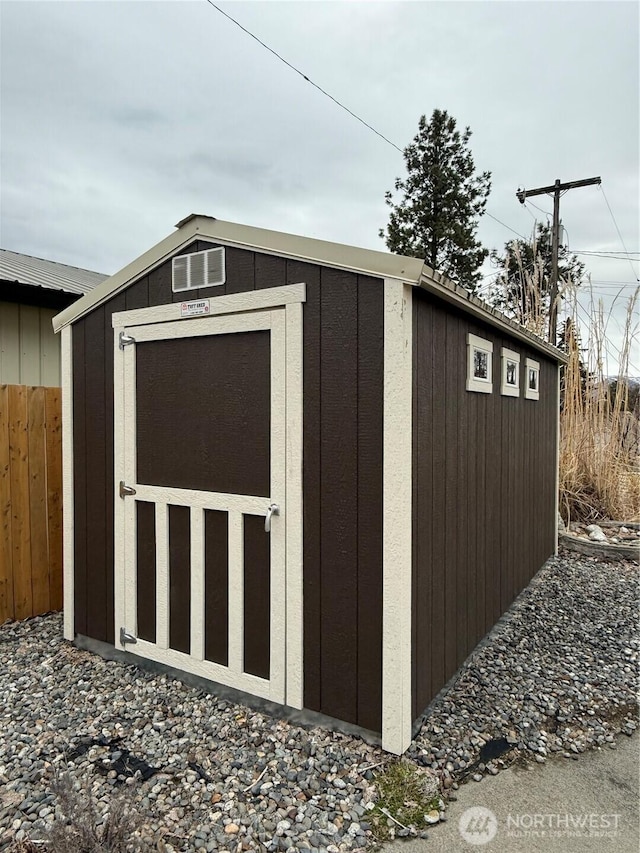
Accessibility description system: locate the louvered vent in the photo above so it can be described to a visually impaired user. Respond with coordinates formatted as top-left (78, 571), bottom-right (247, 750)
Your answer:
top-left (172, 247), bottom-right (226, 292)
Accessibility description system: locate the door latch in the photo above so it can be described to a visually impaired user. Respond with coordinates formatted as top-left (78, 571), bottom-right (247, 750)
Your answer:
top-left (119, 481), bottom-right (137, 499)
top-left (119, 627), bottom-right (137, 645)
top-left (119, 331), bottom-right (136, 349)
top-left (265, 502), bottom-right (279, 533)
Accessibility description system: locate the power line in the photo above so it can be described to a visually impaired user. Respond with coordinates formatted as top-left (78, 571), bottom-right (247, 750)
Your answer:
top-left (599, 184), bottom-right (640, 282)
top-left (526, 200), bottom-right (552, 219)
top-left (572, 249), bottom-right (640, 256)
top-left (573, 252), bottom-right (640, 262)
top-left (516, 176), bottom-right (602, 344)
top-left (484, 213), bottom-right (526, 240)
top-left (203, 1), bottom-right (529, 245)
top-left (203, 0), bottom-right (403, 153)
top-left (571, 299), bottom-right (640, 375)
top-left (591, 280), bottom-right (640, 285)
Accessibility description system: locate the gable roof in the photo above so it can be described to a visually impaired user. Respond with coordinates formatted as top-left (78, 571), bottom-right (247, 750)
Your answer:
top-left (52, 214), bottom-right (565, 362)
top-left (1, 248), bottom-right (107, 296)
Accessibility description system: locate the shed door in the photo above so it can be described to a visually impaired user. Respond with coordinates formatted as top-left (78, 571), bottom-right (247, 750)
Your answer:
top-left (113, 307), bottom-right (291, 704)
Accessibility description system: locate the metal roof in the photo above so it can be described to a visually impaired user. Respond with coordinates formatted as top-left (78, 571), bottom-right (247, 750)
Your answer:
top-left (417, 268), bottom-right (567, 362)
top-left (51, 215), bottom-right (566, 362)
top-left (0, 248), bottom-right (107, 295)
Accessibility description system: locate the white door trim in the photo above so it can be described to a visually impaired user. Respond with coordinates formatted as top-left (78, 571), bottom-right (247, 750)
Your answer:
top-left (113, 292), bottom-right (304, 710)
top-left (269, 307), bottom-right (287, 703)
top-left (126, 311), bottom-right (272, 344)
top-left (382, 280), bottom-right (413, 754)
top-left (285, 300), bottom-right (304, 710)
top-left (112, 282), bottom-right (306, 328)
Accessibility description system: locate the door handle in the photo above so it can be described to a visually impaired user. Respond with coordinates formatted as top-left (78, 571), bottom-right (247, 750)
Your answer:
top-left (119, 481), bottom-right (137, 499)
top-left (265, 502), bottom-right (279, 533)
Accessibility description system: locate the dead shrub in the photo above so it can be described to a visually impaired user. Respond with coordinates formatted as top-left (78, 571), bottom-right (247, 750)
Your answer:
top-left (37, 772), bottom-right (149, 853)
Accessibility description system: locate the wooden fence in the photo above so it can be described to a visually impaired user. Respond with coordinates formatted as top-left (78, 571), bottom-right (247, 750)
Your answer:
top-left (0, 384), bottom-right (63, 622)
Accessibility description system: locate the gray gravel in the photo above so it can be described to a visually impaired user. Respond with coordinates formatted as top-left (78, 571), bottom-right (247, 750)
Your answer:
top-left (1, 550), bottom-right (638, 851)
top-left (406, 549), bottom-right (639, 786)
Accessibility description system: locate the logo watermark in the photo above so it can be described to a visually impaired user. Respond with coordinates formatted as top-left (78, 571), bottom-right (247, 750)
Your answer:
top-left (458, 808), bottom-right (622, 845)
top-left (506, 812), bottom-right (621, 839)
top-left (459, 807), bottom-right (498, 845)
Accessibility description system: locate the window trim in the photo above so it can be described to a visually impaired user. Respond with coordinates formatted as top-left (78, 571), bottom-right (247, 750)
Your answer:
top-left (501, 347), bottom-right (521, 397)
top-left (466, 333), bottom-right (493, 393)
top-left (525, 357), bottom-right (540, 400)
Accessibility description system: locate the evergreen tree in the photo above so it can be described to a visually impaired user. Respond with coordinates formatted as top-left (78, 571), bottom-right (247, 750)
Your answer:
top-left (380, 109), bottom-right (491, 292)
top-left (489, 222), bottom-right (585, 323)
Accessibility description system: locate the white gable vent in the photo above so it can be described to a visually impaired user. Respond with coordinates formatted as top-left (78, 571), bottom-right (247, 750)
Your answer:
top-left (172, 247), bottom-right (225, 292)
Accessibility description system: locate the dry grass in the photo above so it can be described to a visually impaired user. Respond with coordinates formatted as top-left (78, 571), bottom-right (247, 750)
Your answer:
top-left (487, 244), bottom-right (639, 524)
top-left (7, 773), bottom-right (151, 853)
top-left (371, 760), bottom-right (441, 841)
top-left (559, 287), bottom-right (640, 523)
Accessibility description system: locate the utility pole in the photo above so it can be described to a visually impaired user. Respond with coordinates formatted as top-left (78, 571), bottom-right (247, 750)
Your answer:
top-left (516, 176), bottom-right (601, 345)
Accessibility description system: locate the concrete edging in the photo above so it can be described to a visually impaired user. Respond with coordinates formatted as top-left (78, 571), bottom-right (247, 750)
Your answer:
top-left (559, 531), bottom-right (639, 562)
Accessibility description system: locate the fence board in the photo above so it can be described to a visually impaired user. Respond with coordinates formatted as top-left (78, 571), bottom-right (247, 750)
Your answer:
top-left (29, 387), bottom-right (49, 614)
top-left (46, 388), bottom-right (63, 611)
top-left (0, 386), bottom-right (14, 622)
top-left (9, 385), bottom-right (32, 619)
top-left (0, 384), bottom-right (63, 623)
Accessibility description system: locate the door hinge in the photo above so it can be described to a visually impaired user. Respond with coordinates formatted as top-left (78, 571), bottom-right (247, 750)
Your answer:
top-left (119, 331), bottom-right (136, 349)
top-left (119, 627), bottom-right (137, 645)
top-left (119, 481), bottom-right (137, 499)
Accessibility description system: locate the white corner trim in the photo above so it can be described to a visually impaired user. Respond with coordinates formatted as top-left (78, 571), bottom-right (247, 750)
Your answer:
top-left (61, 325), bottom-right (74, 641)
top-left (112, 282), bottom-right (306, 329)
top-left (466, 333), bottom-right (493, 394)
top-left (382, 280), bottom-right (413, 755)
top-left (525, 358), bottom-right (540, 400)
top-left (285, 300), bottom-right (304, 711)
top-left (501, 346), bottom-right (521, 397)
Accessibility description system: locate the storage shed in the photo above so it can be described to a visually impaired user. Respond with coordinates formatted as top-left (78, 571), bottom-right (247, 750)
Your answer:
top-left (53, 215), bottom-right (564, 754)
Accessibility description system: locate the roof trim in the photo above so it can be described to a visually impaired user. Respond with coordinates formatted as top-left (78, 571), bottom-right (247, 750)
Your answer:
top-left (0, 279), bottom-right (79, 310)
top-left (418, 269), bottom-right (567, 362)
top-left (52, 215), bottom-right (423, 332)
top-left (51, 214), bottom-right (566, 362)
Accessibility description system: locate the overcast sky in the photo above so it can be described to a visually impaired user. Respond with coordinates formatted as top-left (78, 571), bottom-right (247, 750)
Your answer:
top-left (1, 0), bottom-right (638, 372)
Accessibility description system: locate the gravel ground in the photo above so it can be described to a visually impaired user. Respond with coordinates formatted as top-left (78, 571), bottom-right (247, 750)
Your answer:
top-left (0, 550), bottom-right (638, 851)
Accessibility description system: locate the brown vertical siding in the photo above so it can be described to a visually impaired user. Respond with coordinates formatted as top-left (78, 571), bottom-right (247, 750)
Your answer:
top-left (83, 307), bottom-right (107, 642)
top-left (204, 509), bottom-right (229, 666)
top-left (72, 240), bottom-right (384, 732)
top-left (319, 271), bottom-right (359, 724)
top-left (136, 501), bottom-right (156, 643)
top-left (104, 292), bottom-right (125, 644)
top-left (169, 503), bottom-right (190, 654)
top-left (243, 513), bottom-right (271, 679)
top-left (355, 278), bottom-right (384, 733)
top-left (412, 290), bottom-right (558, 720)
top-left (135, 333), bottom-right (271, 496)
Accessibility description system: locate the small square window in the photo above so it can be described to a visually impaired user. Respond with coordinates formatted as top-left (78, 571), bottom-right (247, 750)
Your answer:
top-left (525, 358), bottom-right (540, 400)
top-left (466, 334), bottom-right (493, 393)
top-left (501, 347), bottom-right (520, 397)
top-left (474, 349), bottom-right (489, 380)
